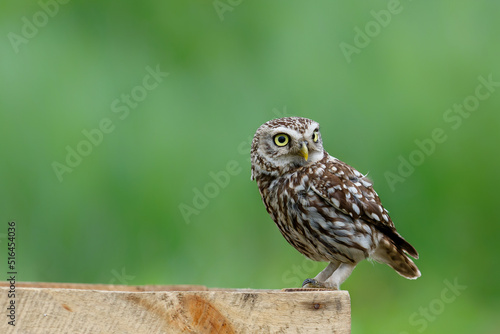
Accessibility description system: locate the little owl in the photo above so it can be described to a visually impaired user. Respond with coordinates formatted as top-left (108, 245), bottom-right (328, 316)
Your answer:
top-left (250, 117), bottom-right (420, 289)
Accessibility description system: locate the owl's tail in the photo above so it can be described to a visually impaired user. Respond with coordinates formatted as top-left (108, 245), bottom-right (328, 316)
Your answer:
top-left (371, 237), bottom-right (421, 279)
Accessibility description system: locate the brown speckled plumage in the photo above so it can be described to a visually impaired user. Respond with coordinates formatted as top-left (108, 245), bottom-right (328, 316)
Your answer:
top-left (251, 117), bottom-right (420, 289)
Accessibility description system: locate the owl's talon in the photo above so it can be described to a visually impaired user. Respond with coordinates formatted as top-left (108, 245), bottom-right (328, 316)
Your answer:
top-left (302, 278), bottom-right (326, 289)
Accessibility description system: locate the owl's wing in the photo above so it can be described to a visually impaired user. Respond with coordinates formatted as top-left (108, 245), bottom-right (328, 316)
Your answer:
top-left (309, 157), bottom-right (418, 259)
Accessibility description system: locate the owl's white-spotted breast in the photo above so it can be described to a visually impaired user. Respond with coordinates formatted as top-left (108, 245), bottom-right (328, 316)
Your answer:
top-left (250, 117), bottom-right (420, 289)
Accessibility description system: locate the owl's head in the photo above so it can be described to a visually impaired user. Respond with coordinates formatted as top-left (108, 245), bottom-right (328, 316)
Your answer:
top-left (251, 117), bottom-right (325, 179)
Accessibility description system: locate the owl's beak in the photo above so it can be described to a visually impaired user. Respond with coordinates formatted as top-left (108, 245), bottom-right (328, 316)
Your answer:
top-left (298, 142), bottom-right (309, 161)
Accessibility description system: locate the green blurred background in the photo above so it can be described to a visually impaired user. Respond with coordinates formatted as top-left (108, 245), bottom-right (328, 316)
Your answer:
top-left (1, 1), bottom-right (499, 333)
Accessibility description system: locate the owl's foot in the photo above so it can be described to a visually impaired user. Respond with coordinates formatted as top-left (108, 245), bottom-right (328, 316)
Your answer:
top-left (302, 278), bottom-right (327, 289)
top-left (281, 278), bottom-right (337, 291)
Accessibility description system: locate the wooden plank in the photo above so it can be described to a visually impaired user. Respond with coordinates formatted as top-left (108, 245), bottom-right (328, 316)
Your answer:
top-left (0, 283), bottom-right (350, 333)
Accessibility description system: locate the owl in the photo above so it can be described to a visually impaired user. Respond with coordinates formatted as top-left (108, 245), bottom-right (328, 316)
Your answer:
top-left (250, 117), bottom-right (420, 289)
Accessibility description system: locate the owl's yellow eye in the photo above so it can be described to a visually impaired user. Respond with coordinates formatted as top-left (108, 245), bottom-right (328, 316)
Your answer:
top-left (274, 134), bottom-right (290, 147)
top-left (312, 131), bottom-right (319, 143)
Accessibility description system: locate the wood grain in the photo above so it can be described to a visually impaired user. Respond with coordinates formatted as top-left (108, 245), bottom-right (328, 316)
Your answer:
top-left (0, 283), bottom-right (350, 333)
